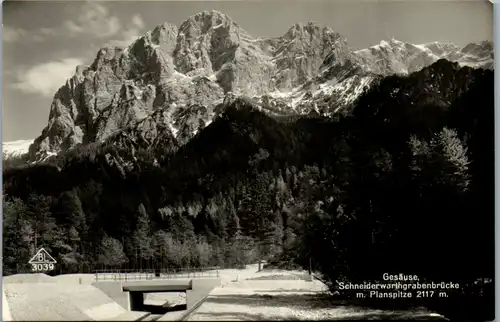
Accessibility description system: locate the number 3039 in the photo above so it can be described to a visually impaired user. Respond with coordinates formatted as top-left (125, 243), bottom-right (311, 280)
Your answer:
top-left (31, 263), bottom-right (54, 271)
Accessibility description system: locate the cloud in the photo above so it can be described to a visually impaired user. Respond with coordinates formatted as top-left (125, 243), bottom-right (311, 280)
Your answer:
top-left (3, 26), bottom-right (49, 43)
top-left (39, 28), bottom-right (57, 36)
top-left (3, 26), bottom-right (27, 42)
top-left (109, 32), bottom-right (140, 47)
top-left (5, 3), bottom-right (146, 46)
top-left (109, 28), bottom-right (142, 47)
top-left (63, 2), bottom-right (121, 38)
top-left (12, 58), bottom-right (84, 97)
top-left (108, 14), bottom-right (147, 48)
top-left (4, 3), bottom-right (122, 43)
top-left (60, 3), bottom-right (147, 46)
top-left (132, 14), bottom-right (145, 29)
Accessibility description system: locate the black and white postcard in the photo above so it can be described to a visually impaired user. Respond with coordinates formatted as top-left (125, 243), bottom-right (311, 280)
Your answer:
top-left (2, 1), bottom-right (495, 321)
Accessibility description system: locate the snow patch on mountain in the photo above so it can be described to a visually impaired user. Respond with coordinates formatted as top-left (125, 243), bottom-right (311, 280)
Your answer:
top-left (3, 140), bottom-right (33, 159)
top-left (24, 9), bottom-right (493, 162)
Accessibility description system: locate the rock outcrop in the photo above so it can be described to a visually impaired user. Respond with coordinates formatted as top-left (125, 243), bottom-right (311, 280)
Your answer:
top-left (27, 10), bottom-right (494, 161)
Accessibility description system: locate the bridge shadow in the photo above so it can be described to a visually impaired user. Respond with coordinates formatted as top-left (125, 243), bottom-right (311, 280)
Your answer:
top-left (141, 304), bottom-right (187, 315)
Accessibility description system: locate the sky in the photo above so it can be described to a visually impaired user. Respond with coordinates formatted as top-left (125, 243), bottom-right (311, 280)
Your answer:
top-left (2, 0), bottom-right (493, 142)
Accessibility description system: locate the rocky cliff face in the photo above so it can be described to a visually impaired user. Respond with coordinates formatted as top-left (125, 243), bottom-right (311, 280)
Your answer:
top-left (354, 38), bottom-right (493, 76)
top-left (265, 22), bottom-right (349, 90)
top-left (27, 10), bottom-right (494, 161)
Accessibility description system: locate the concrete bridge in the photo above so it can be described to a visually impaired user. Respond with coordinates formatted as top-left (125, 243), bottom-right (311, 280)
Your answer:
top-left (92, 278), bottom-right (221, 320)
top-left (123, 280), bottom-right (193, 311)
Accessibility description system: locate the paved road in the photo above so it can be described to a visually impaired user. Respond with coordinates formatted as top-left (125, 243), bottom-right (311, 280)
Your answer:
top-left (184, 269), bottom-right (447, 321)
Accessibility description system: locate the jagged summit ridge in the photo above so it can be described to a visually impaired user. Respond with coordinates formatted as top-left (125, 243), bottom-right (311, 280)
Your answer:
top-left (26, 11), bottom-right (493, 162)
top-left (174, 10), bottom-right (245, 74)
top-left (268, 21), bottom-right (349, 89)
top-left (354, 38), bottom-right (493, 75)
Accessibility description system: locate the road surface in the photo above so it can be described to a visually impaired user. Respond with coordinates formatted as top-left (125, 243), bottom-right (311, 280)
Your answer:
top-left (183, 269), bottom-right (447, 321)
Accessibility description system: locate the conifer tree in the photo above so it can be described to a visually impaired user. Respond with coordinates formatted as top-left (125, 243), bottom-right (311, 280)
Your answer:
top-left (98, 237), bottom-right (128, 267)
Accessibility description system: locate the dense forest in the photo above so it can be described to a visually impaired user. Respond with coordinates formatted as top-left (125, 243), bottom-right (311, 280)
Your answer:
top-left (3, 59), bottom-right (494, 317)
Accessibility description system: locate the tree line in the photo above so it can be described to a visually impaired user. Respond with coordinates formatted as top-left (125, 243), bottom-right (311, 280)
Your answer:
top-left (3, 60), bottom-right (494, 319)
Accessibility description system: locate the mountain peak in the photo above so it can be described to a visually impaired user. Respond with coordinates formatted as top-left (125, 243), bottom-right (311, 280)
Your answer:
top-left (89, 45), bottom-right (123, 70)
top-left (3, 139), bottom-right (33, 160)
top-left (461, 40), bottom-right (493, 55)
top-left (389, 38), bottom-right (405, 45)
top-left (290, 21), bottom-right (320, 28)
top-left (142, 22), bottom-right (178, 54)
top-left (284, 21), bottom-right (338, 39)
top-left (151, 22), bottom-right (178, 39)
top-left (24, 11), bottom-right (493, 162)
top-left (375, 38), bottom-right (406, 49)
top-left (75, 64), bottom-right (88, 76)
top-left (180, 10), bottom-right (238, 31)
top-left (189, 9), bottom-right (231, 20)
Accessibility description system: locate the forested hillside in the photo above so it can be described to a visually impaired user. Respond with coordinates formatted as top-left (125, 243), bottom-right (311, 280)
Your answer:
top-left (3, 58), bottom-right (494, 302)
